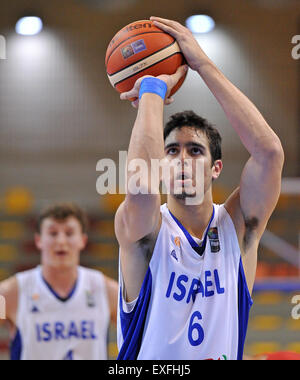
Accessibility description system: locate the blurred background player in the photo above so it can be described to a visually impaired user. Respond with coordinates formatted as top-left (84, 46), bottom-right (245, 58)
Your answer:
top-left (0, 203), bottom-right (118, 360)
top-left (115, 17), bottom-right (284, 360)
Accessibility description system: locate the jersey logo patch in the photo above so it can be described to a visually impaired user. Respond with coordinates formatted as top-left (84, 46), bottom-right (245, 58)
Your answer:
top-left (31, 305), bottom-right (40, 313)
top-left (170, 250), bottom-right (179, 262)
top-left (31, 294), bottom-right (40, 313)
top-left (174, 236), bottom-right (181, 248)
top-left (86, 291), bottom-right (96, 308)
top-left (208, 227), bottom-right (220, 253)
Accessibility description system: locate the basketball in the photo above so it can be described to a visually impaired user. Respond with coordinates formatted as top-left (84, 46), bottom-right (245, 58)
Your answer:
top-left (105, 20), bottom-right (187, 97)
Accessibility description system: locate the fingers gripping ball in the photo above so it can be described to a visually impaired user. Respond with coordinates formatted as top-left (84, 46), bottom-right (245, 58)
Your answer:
top-left (105, 20), bottom-right (187, 97)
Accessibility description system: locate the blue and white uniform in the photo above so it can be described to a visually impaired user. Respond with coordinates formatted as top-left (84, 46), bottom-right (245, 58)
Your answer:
top-left (12, 266), bottom-right (110, 360)
top-left (117, 203), bottom-right (253, 360)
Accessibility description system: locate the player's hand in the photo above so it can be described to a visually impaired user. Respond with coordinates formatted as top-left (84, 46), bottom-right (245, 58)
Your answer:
top-left (120, 64), bottom-right (188, 109)
top-left (150, 16), bottom-right (211, 72)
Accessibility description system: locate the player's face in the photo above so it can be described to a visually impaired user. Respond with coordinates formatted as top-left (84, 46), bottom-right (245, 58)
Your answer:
top-left (163, 127), bottom-right (222, 201)
top-left (35, 217), bottom-right (88, 270)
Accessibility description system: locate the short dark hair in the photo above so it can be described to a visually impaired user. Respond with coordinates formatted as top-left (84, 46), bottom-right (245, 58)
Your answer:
top-left (37, 203), bottom-right (89, 234)
top-left (164, 111), bottom-right (222, 164)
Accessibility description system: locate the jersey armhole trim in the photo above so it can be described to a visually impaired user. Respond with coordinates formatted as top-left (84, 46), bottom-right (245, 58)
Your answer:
top-left (118, 268), bottom-right (152, 360)
top-left (237, 257), bottom-right (253, 360)
top-left (10, 328), bottom-right (22, 360)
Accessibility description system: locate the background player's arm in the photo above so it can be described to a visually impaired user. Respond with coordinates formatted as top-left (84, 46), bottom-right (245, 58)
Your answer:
top-left (151, 17), bottom-right (284, 292)
top-left (104, 276), bottom-right (118, 326)
top-left (0, 276), bottom-right (18, 329)
top-left (115, 67), bottom-right (187, 302)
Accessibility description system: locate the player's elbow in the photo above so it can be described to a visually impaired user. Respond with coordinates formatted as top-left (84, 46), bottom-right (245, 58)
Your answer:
top-left (258, 133), bottom-right (284, 169)
top-left (266, 137), bottom-right (285, 168)
top-left (115, 194), bottom-right (160, 244)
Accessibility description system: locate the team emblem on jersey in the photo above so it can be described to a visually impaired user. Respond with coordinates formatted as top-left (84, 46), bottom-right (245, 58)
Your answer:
top-left (174, 237), bottom-right (181, 248)
top-left (86, 291), bottom-right (96, 308)
top-left (208, 227), bottom-right (220, 253)
top-left (170, 236), bottom-right (181, 262)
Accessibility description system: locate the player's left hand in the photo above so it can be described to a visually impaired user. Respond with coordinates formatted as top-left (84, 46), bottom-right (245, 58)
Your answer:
top-left (150, 16), bottom-right (211, 72)
top-left (120, 64), bottom-right (188, 108)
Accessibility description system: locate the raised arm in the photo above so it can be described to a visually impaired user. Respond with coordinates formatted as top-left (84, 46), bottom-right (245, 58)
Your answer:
top-left (114, 67), bottom-right (188, 302)
top-left (150, 17), bottom-right (284, 291)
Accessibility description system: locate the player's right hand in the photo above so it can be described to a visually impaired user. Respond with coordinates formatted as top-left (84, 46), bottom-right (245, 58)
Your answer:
top-left (120, 65), bottom-right (188, 109)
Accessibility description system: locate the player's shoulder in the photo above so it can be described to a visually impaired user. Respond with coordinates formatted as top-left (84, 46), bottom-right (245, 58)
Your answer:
top-left (79, 266), bottom-right (106, 284)
top-left (214, 202), bottom-right (231, 223)
top-left (15, 267), bottom-right (39, 284)
top-left (0, 274), bottom-right (18, 298)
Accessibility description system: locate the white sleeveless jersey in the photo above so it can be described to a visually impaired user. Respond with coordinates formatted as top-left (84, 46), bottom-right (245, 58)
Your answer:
top-left (12, 266), bottom-right (110, 360)
top-left (117, 203), bottom-right (253, 360)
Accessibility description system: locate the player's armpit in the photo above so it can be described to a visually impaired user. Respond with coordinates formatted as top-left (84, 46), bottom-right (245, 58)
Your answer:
top-left (225, 144), bottom-right (284, 293)
top-left (239, 144), bottom-right (284, 240)
top-left (226, 142), bottom-right (283, 244)
top-left (115, 196), bottom-right (162, 303)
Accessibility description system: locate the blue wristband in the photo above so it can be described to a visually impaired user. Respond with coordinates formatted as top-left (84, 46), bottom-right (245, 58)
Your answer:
top-left (139, 77), bottom-right (168, 101)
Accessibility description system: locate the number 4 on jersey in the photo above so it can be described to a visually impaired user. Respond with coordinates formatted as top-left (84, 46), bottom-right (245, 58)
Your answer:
top-left (63, 350), bottom-right (74, 360)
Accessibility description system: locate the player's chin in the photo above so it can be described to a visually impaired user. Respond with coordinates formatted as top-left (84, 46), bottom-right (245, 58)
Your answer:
top-left (173, 192), bottom-right (197, 201)
top-left (52, 253), bottom-right (78, 267)
top-left (172, 182), bottom-right (197, 199)
top-left (172, 188), bottom-right (198, 200)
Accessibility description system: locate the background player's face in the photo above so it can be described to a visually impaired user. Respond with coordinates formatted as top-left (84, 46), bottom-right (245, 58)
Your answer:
top-left (164, 127), bottom-right (222, 200)
top-left (35, 217), bottom-right (88, 270)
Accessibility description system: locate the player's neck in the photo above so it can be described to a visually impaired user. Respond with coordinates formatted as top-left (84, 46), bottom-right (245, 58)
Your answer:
top-left (167, 190), bottom-right (214, 240)
top-left (41, 265), bottom-right (78, 298)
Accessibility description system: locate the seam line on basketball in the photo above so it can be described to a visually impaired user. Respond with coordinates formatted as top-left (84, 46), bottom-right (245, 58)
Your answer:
top-left (105, 31), bottom-right (167, 66)
top-left (108, 42), bottom-right (181, 87)
top-left (113, 52), bottom-right (182, 88)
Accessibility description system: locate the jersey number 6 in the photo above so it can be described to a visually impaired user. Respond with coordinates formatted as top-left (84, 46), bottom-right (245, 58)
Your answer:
top-left (188, 311), bottom-right (204, 346)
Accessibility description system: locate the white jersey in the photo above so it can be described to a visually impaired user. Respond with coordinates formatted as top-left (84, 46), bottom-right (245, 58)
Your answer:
top-left (117, 203), bottom-right (253, 360)
top-left (12, 266), bottom-right (110, 360)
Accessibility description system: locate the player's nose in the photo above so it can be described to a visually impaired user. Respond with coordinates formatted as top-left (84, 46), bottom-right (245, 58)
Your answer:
top-left (56, 232), bottom-right (68, 244)
top-left (178, 148), bottom-right (187, 162)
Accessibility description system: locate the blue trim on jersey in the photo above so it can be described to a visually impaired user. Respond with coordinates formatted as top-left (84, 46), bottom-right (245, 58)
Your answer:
top-left (168, 206), bottom-right (215, 256)
top-left (237, 257), bottom-right (253, 360)
top-left (42, 276), bottom-right (78, 303)
top-left (10, 329), bottom-right (22, 360)
top-left (118, 268), bottom-right (152, 360)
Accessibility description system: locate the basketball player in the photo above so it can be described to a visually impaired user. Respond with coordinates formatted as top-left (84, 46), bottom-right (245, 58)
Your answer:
top-left (0, 203), bottom-right (118, 360)
top-left (115, 17), bottom-right (284, 360)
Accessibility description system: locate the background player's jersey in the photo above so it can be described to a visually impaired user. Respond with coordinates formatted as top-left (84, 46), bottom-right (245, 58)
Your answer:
top-left (117, 203), bottom-right (253, 360)
top-left (12, 266), bottom-right (110, 360)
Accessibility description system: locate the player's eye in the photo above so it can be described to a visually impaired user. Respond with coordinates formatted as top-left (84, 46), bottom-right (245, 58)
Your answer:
top-left (167, 148), bottom-right (178, 155)
top-left (190, 147), bottom-right (203, 155)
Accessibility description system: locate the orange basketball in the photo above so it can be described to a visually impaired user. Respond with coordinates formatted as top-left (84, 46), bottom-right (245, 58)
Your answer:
top-left (105, 20), bottom-right (187, 97)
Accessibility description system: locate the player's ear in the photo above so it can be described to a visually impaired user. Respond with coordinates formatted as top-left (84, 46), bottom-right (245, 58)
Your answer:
top-left (80, 234), bottom-right (88, 251)
top-left (34, 233), bottom-right (42, 251)
top-left (212, 160), bottom-right (223, 180)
